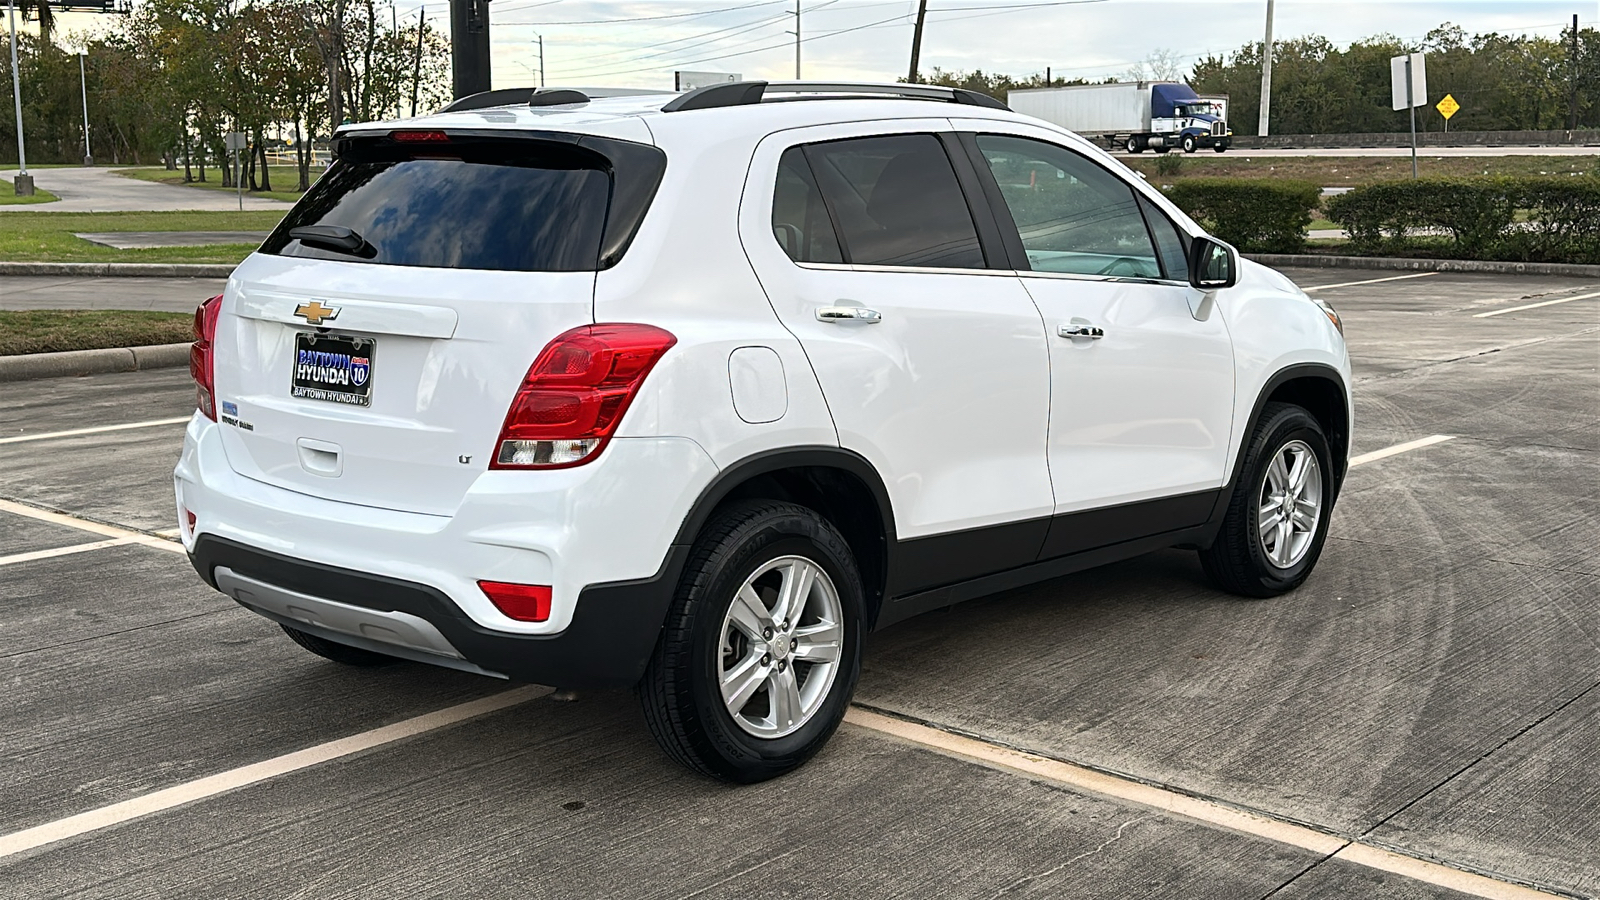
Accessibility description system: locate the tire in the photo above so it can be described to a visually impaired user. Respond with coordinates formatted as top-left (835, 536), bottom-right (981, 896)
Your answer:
top-left (1181, 135), bottom-right (1197, 153)
top-left (1213, 144), bottom-right (1228, 153)
top-left (1199, 403), bottom-right (1336, 598)
top-left (640, 500), bottom-right (864, 783)
top-left (1153, 147), bottom-right (1171, 155)
top-left (1125, 136), bottom-right (1142, 154)
top-left (280, 624), bottom-right (396, 667)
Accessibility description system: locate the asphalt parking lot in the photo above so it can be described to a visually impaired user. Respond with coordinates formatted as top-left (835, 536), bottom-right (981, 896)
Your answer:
top-left (1, 267), bottom-right (1595, 899)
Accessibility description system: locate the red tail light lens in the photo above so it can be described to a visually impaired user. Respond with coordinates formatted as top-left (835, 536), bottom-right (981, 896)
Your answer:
top-left (190, 294), bottom-right (223, 420)
top-left (478, 581), bottom-right (552, 622)
top-left (390, 130), bottom-right (449, 142)
top-left (490, 324), bottom-right (677, 470)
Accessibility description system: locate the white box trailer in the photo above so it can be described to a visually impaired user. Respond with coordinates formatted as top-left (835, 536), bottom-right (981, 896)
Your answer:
top-left (1008, 82), bottom-right (1233, 154)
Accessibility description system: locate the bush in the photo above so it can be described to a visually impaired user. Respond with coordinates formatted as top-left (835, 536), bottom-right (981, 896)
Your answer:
top-left (1325, 177), bottom-right (1600, 264)
top-left (1163, 178), bottom-right (1322, 253)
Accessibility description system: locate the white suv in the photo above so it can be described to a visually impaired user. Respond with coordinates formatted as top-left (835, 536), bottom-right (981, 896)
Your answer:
top-left (176, 82), bottom-right (1351, 782)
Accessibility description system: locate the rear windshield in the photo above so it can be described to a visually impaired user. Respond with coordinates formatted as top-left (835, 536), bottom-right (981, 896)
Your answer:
top-left (262, 137), bottom-right (611, 272)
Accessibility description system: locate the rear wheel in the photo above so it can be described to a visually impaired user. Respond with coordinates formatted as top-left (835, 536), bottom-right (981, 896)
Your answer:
top-left (280, 624), bottom-right (395, 667)
top-left (1125, 136), bottom-right (1142, 154)
top-left (1181, 135), bottom-right (1198, 153)
top-left (1200, 403), bottom-right (1334, 597)
top-left (640, 501), bottom-right (863, 783)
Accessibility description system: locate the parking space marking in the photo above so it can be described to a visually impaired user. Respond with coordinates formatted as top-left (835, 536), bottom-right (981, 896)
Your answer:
top-left (846, 708), bottom-right (1563, 900)
top-left (0, 538), bottom-right (135, 568)
top-left (0, 685), bottom-right (548, 861)
top-left (1349, 435), bottom-right (1455, 467)
top-left (0, 498), bottom-right (183, 554)
top-left (1301, 272), bottom-right (1438, 292)
top-left (0, 417), bottom-right (191, 445)
top-left (1472, 291), bottom-right (1600, 318)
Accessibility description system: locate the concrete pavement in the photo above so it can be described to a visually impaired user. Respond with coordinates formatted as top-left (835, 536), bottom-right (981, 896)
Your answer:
top-left (0, 276), bottom-right (225, 312)
top-left (0, 167), bottom-right (289, 212)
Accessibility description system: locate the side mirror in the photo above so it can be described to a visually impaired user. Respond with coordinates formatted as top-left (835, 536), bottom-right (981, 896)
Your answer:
top-left (1188, 236), bottom-right (1237, 290)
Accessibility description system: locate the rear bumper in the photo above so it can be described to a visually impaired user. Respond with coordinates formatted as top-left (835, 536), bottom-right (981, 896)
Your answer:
top-left (191, 534), bottom-right (686, 688)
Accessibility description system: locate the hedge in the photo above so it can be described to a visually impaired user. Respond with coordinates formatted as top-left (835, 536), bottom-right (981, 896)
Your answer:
top-left (1163, 178), bottom-right (1322, 254)
top-left (1325, 177), bottom-right (1600, 264)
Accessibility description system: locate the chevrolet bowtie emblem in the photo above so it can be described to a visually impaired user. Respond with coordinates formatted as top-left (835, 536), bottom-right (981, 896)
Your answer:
top-left (294, 301), bottom-right (340, 325)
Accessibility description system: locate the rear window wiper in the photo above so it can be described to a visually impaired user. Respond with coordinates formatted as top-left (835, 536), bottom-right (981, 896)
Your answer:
top-left (290, 225), bottom-right (377, 259)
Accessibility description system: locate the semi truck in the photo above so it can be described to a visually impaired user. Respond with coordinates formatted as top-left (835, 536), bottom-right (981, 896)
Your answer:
top-left (1008, 82), bottom-right (1232, 154)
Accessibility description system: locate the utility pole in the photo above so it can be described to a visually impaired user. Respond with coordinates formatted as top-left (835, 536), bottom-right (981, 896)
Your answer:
top-left (6, 0), bottom-right (29, 195)
top-left (538, 33), bottom-right (544, 87)
top-left (411, 6), bottom-right (425, 116)
top-left (1571, 13), bottom-right (1580, 131)
top-left (78, 49), bottom-right (90, 165)
top-left (391, 2), bottom-right (400, 118)
top-left (792, 0), bottom-right (801, 79)
top-left (450, 0), bottom-right (491, 99)
top-left (907, 0), bottom-right (928, 84)
top-left (1257, 0), bottom-right (1274, 137)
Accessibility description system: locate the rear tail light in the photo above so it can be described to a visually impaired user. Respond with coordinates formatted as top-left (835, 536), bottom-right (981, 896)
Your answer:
top-left (478, 581), bottom-right (552, 622)
top-left (490, 324), bottom-right (677, 470)
top-left (390, 130), bottom-right (449, 142)
top-left (191, 294), bottom-right (223, 420)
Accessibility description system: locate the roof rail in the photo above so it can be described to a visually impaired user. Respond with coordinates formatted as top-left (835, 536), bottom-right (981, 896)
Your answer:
top-left (660, 80), bottom-right (1009, 113)
top-left (438, 87), bottom-right (593, 113)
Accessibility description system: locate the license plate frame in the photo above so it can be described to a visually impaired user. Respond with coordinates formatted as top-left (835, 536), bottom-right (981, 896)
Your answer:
top-left (291, 332), bottom-right (376, 407)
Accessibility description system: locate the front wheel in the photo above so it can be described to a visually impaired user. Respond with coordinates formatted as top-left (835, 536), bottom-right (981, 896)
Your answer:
top-left (1199, 403), bottom-right (1335, 597)
top-left (640, 501), bottom-right (863, 783)
top-left (1181, 135), bottom-right (1198, 153)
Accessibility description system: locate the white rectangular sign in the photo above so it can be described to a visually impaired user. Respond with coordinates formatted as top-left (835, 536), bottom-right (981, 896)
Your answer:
top-left (675, 71), bottom-right (740, 92)
top-left (1390, 53), bottom-right (1428, 110)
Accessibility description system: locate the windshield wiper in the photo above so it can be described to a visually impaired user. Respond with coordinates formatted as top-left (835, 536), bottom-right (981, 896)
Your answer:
top-left (290, 225), bottom-right (377, 259)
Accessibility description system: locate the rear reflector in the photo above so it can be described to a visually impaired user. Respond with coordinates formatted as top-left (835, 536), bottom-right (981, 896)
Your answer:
top-left (478, 581), bottom-right (552, 622)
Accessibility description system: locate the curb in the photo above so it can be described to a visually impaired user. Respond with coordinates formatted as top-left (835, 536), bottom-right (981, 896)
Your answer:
top-left (0, 342), bottom-right (190, 382)
top-left (0, 262), bottom-right (234, 278)
top-left (1247, 254), bottom-right (1600, 279)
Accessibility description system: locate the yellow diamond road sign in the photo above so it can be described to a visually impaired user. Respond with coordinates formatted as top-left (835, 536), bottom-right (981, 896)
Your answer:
top-left (1437, 94), bottom-right (1460, 120)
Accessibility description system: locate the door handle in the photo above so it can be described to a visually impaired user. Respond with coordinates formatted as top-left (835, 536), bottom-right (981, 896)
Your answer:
top-left (1058, 324), bottom-right (1104, 339)
top-left (816, 306), bottom-right (883, 324)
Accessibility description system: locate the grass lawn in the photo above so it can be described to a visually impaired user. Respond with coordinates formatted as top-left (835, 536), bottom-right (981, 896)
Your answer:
top-left (1125, 154), bottom-right (1600, 186)
top-left (0, 209), bottom-right (284, 263)
top-left (0, 179), bottom-right (59, 205)
top-left (115, 165), bottom-right (309, 203)
top-left (0, 309), bottom-right (194, 356)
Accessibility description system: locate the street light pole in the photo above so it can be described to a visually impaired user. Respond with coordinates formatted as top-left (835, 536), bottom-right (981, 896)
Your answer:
top-left (6, 0), bottom-right (31, 195)
top-left (78, 49), bottom-right (91, 166)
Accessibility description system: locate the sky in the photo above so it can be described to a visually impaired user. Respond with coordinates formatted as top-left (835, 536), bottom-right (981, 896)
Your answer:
top-left (39, 0), bottom-right (1597, 91)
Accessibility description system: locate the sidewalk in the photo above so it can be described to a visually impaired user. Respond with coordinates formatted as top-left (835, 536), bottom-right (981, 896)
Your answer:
top-left (0, 275), bottom-right (225, 312)
top-left (0, 167), bottom-right (289, 213)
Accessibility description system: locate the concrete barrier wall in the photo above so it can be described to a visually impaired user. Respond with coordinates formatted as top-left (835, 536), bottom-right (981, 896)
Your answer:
top-left (1232, 130), bottom-right (1600, 150)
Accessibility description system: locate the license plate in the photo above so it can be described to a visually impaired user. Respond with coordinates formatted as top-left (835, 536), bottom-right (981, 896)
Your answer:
top-left (292, 332), bottom-right (375, 407)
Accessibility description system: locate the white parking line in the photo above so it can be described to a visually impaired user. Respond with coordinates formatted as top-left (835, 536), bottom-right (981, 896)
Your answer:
top-left (1349, 435), bottom-right (1455, 467)
top-left (0, 538), bottom-right (135, 568)
top-left (0, 498), bottom-right (183, 554)
top-left (1302, 272), bottom-right (1438, 292)
top-left (0, 686), bottom-right (548, 861)
top-left (1472, 291), bottom-right (1600, 318)
top-left (846, 708), bottom-right (1562, 900)
top-left (0, 417), bottom-right (191, 445)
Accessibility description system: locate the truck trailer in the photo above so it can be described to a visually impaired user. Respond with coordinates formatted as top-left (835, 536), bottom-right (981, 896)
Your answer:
top-left (1008, 81), bottom-right (1232, 154)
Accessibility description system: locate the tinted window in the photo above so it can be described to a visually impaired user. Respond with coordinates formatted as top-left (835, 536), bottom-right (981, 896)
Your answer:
top-left (263, 139), bottom-right (609, 272)
top-left (772, 147), bottom-right (843, 264)
top-left (975, 135), bottom-right (1160, 279)
top-left (1138, 194), bottom-right (1190, 280)
top-left (804, 134), bottom-right (985, 270)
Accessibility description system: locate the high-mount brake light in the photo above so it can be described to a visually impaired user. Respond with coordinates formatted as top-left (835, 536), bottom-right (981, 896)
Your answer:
top-left (390, 130), bottom-right (450, 143)
top-left (190, 294), bottom-right (224, 420)
top-left (490, 324), bottom-right (677, 470)
top-left (478, 581), bottom-right (552, 622)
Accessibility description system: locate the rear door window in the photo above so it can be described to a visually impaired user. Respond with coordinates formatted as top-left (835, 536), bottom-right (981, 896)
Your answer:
top-left (772, 147), bottom-right (844, 264)
top-left (262, 137), bottom-right (611, 272)
top-left (802, 134), bottom-right (987, 270)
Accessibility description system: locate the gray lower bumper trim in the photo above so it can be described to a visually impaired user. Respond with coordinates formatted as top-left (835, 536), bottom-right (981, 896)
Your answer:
top-left (214, 566), bottom-right (506, 679)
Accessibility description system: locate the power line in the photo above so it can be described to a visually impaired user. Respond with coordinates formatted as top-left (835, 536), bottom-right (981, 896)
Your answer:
top-left (548, 0), bottom-right (841, 77)
top-left (531, 10), bottom-right (791, 65)
top-left (504, 0), bottom-right (786, 26)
